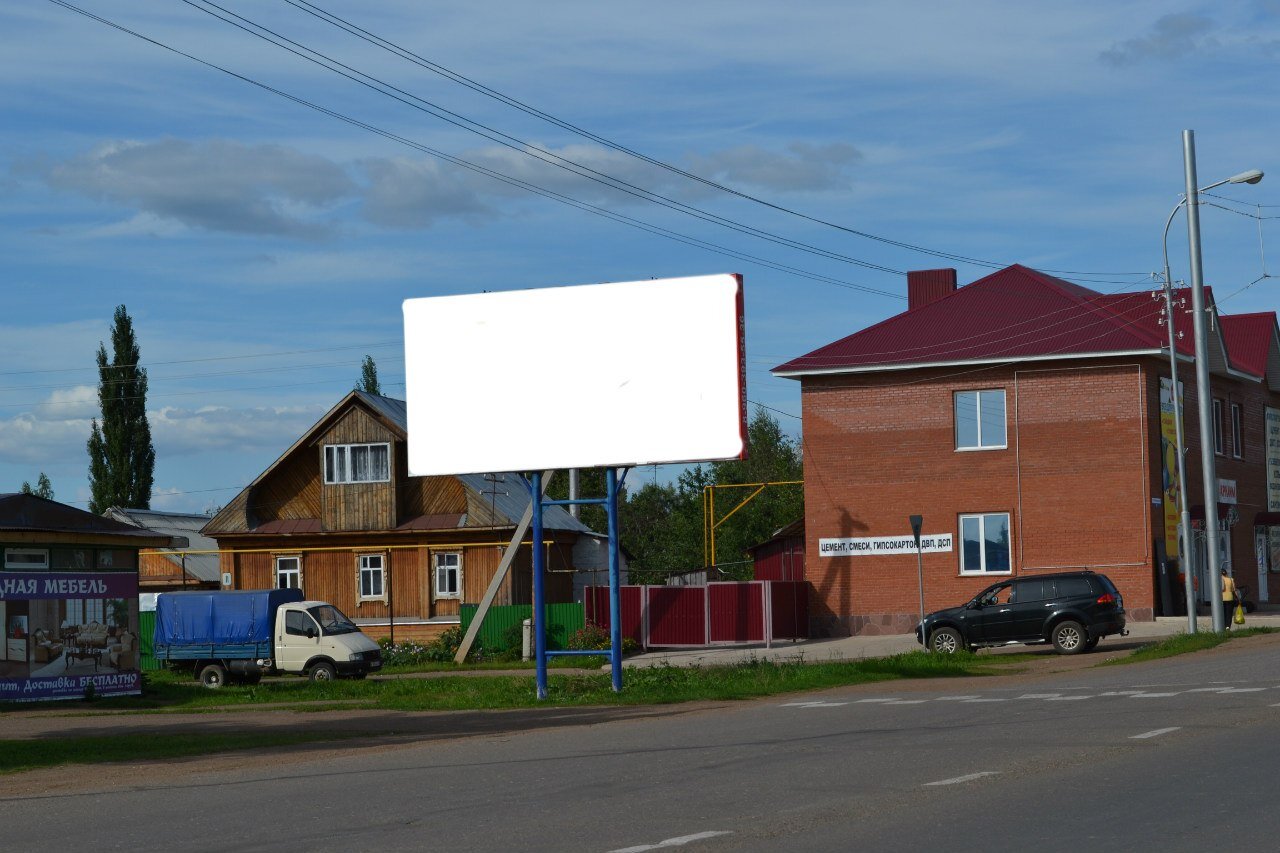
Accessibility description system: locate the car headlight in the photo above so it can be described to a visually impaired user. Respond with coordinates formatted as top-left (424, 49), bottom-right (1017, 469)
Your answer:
top-left (348, 651), bottom-right (362, 661)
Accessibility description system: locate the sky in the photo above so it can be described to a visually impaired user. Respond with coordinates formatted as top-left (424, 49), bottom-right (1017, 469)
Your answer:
top-left (4, 1), bottom-right (1280, 514)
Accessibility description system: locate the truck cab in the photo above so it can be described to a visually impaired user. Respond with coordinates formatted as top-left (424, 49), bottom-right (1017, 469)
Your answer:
top-left (274, 600), bottom-right (382, 680)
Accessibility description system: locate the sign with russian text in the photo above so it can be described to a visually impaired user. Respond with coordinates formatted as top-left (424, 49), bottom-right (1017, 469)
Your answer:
top-left (819, 534), bottom-right (953, 557)
top-left (1159, 378), bottom-right (1184, 557)
top-left (1267, 407), bottom-right (1280, 573)
top-left (1218, 479), bottom-right (1237, 505)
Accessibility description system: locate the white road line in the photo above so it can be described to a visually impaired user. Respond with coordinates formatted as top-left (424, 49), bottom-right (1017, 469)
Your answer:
top-left (855, 698), bottom-right (900, 703)
top-left (1218, 688), bottom-right (1266, 693)
top-left (924, 771), bottom-right (1000, 786)
top-left (1045, 696), bottom-right (1091, 701)
top-left (884, 700), bottom-right (928, 705)
top-left (1017, 693), bottom-right (1062, 699)
top-left (960, 698), bottom-right (1008, 703)
top-left (610, 831), bottom-right (733, 852)
top-left (1131, 727), bottom-right (1182, 739)
top-left (1129, 692), bottom-right (1180, 698)
top-left (1186, 687), bottom-right (1228, 692)
top-left (934, 695), bottom-right (981, 700)
top-left (1101, 690), bottom-right (1147, 696)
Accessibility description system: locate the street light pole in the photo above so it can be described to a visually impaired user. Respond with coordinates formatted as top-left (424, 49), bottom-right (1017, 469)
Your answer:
top-left (1162, 144), bottom-right (1262, 632)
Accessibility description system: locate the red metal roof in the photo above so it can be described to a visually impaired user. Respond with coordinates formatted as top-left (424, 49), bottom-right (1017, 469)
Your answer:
top-left (774, 264), bottom-right (1276, 377)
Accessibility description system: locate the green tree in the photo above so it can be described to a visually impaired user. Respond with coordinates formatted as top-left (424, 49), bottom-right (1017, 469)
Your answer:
top-left (357, 355), bottom-right (381, 395)
top-left (87, 305), bottom-right (155, 514)
top-left (20, 473), bottom-right (54, 499)
top-left (544, 467), bottom-right (610, 534)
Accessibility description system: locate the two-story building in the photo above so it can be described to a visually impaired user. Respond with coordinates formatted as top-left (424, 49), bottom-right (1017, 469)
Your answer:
top-left (202, 391), bottom-right (598, 641)
top-left (774, 264), bottom-right (1280, 636)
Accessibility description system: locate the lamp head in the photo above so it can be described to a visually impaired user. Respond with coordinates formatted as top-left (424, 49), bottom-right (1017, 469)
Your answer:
top-left (1228, 169), bottom-right (1264, 185)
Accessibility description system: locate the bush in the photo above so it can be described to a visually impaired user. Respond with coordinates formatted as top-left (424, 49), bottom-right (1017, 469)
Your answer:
top-left (567, 622), bottom-right (639, 655)
top-left (379, 626), bottom-right (471, 666)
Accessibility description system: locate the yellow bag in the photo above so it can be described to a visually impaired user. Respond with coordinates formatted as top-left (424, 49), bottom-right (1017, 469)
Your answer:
top-left (1234, 602), bottom-right (1246, 626)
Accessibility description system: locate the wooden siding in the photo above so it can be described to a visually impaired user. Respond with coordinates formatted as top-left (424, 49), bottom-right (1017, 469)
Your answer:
top-left (203, 488), bottom-right (252, 535)
top-left (398, 452), bottom-right (468, 522)
top-left (253, 445), bottom-right (322, 525)
top-left (320, 407), bottom-right (396, 532)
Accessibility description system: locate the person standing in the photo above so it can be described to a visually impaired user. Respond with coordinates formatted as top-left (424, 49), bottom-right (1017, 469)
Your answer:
top-left (1221, 569), bottom-right (1238, 631)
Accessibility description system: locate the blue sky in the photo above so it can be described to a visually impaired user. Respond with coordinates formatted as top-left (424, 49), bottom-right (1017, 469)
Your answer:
top-left (3, 1), bottom-right (1280, 513)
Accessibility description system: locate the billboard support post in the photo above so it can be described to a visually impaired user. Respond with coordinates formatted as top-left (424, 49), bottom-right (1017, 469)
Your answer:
top-left (909, 514), bottom-right (925, 629)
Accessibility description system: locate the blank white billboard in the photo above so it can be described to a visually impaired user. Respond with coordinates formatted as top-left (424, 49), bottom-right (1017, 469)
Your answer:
top-left (403, 274), bottom-right (747, 476)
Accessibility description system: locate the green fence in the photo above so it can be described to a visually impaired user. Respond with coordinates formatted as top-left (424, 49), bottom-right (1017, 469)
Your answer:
top-left (137, 610), bottom-right (163, 671)
top-left (459, 603), bottom-right (585, 652)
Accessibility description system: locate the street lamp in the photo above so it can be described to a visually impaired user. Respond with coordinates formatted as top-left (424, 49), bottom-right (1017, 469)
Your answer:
top-left (1164, 130), bottom-right (1263, 632)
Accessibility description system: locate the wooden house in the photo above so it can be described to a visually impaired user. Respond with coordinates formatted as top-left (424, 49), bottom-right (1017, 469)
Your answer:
top-left (201, 391), bottom-right (594, 641)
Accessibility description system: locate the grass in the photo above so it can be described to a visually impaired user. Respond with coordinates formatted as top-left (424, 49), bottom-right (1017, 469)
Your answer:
top-left (1104, 626), bottom-right (1280, 665)
top-left (0, 732), bottom-right (357, 776)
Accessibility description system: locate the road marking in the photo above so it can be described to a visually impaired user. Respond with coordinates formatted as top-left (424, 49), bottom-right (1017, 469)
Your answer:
top-left (610, 831), bottom-right (733, 852)
top-left (1186, 687), bottom-right (1228, 692)
top-left (1129, 692), bottom-right (1180, 698)
top-left (1130, 727), bottom-right (1181, 739)
top-left (1045, 695), bottom-right (1091, 701)
top-left (934, 695), bottom-right (981, 701)
top-left (1101, 690), bottom-right (1147, 696)
top-left (855, 698), bottom-right (900, 703)
top-left (1017, 693), bottom-right (1062, 699)
top-left (884, 700), bottom-right (928, 705)
top-left (924, 771), bottom-right (1000, 786)
top-left (960, 698), bottom-right (1008, 702)
top-left (780, 701), bottom-right (848, 708)
top-left (1218, 688), bottom-right (1265, 693)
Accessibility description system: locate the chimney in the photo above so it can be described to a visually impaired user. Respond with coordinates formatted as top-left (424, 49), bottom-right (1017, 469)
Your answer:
top-left (907, 268), bottom-right (957, 310)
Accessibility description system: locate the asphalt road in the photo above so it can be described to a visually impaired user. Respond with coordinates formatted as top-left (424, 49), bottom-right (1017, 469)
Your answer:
top-left (6, 638), bottom-right (1280, 852)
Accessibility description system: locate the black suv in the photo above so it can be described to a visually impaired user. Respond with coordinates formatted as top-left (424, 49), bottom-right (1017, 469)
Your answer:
top-left (915, 571), bottom-right (1127, 654)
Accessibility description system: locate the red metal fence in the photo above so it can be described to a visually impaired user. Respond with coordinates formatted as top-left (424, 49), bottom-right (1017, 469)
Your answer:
top-left (585, 581), bottom-right (808, 649)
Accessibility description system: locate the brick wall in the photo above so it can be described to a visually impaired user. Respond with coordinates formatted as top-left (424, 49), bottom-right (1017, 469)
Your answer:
top-left (799, 358), bottom-right (1159, 636)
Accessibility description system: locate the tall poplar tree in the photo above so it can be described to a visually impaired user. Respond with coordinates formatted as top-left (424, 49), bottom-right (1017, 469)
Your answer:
top-left (357, 355), bottom-right (381, 395)
top-left (87, 305), bottom-right (155, 513)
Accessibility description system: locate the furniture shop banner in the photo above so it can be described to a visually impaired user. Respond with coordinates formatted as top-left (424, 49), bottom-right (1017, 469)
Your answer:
top-left (0, 571), bottom-right (141, 702)
top-left (1267, 407), bottom-right (1280, 574)
top-left (1160, 378), bottom-right (1184, 558)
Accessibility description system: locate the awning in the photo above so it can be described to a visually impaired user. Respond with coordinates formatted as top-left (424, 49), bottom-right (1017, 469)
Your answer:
top-left (1254, 512), bottom-right (1280, 526)
top-left (1189, 504), bottom-right (1233, 522)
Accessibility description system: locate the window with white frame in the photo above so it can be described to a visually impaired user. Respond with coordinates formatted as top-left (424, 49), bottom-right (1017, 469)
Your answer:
top-left (434, 552), bottom-right (461, 599)
top-left (959, 513), bottom-right (1011, 574)
top-left (4, 548), bottom-right (48, 570)
top-left (275, 556), bottom-right (302, 590)
top-left (1231, 403), bottom-right (1243, 459)
top-left (358, 554), bottom-right (385, 600)
top-left (323, 443), bottom-right (390, 484)
top-left (1213, 399), bottom-right (1224, 455)
top-left (954, 390), bottom-right (1007, 450)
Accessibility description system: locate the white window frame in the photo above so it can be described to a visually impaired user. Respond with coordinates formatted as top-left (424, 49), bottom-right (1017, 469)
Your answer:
top-left (357, 553), bottom-right (386, 602)
top-left (4, 548), bottom-right (49, 570)
top-left (275, 555), bottom-right (302, 590)
top-left (958, 512), bottom-right (1013, 575)
top-left (323, 442), bottom-right (391, 485)
top-left (434, 552), bottom-right (461, 600)
top-left (954, 389), bottom-right (1007, 451)
top-left (1231, 403), bottom-right (1243, 459)
top-left (1213, 399), bottom-right (1224, 455)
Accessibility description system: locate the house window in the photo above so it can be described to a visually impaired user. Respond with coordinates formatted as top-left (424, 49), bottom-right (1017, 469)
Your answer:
top-left (954, 390), bottom-right (1006, 450)
top-left (4, 548), bottom-right (48, 570)
top-left (1231, 403), bottom-right (1243, 459)
top-left (1213, 400), bottom-right (1224, 455)
top-left (959, 513), bottom-right (1011, 574)
top-left (434, 552), bottom-right (461, 599)
top-left (323, 443), bottom-right (390, 484)
top-left (275, 556), bottom-right (302, 590)
top-left (358, 554), bottom-right (385, 601)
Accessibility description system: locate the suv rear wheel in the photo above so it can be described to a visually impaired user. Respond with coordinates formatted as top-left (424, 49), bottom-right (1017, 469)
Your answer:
top-left (929, 627), bottom-right (964, 654)
top-left (1052, 620), bottom-right (1087, 654)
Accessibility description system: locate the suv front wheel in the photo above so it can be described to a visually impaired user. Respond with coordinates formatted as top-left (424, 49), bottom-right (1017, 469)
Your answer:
top-left (929, 627), bottom-right (964, 654)
top-left (1051, 620), bottom-right (1088, 655)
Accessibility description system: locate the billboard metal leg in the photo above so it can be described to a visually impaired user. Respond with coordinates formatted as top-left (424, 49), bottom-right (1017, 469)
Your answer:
top-left (607, 468), bottom-right (623, 693)
top-left (531, 471), bottom-right (548, 700)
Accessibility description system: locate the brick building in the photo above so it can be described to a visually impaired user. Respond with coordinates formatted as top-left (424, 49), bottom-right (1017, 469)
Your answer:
top-left (774, 264), bottom-right (1280, 636)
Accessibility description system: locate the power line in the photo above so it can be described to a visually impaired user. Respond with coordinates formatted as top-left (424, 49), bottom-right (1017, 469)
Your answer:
top-left (47, 0), bottom-right (905, 300)
top-left (285, 0), bottom-right (1152, 282)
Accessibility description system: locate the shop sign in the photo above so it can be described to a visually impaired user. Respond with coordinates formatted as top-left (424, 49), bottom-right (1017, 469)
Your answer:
top-left (1218, 479), bottom-right (1238, 505)
top-left (819, 534), bottom-right (953, 557)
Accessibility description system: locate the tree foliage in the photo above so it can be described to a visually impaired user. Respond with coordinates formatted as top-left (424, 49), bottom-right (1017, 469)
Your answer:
top-left (357, 355), bottom-right (381, 395)
top-left (87, 305), bottom-right (155, 514)
top-left (20, 473), bottom-right (54, 500)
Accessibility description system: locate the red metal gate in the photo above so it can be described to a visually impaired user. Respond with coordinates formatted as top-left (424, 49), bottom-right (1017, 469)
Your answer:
top-left (585, 581), bottom-right (808, 649)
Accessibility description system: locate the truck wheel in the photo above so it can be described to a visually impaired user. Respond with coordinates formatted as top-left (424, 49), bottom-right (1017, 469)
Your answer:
top-left (199, 663), bottom-right (228, 689)
top-left (308, 661), bottom-right (336, 682)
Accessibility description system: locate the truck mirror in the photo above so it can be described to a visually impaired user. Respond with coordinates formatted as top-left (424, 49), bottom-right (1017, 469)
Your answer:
top-left (306, 627), bottom-right (317, 639)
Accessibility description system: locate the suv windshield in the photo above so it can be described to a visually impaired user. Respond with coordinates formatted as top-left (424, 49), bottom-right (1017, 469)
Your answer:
top-left (308, 604), bottom-right (359, 635)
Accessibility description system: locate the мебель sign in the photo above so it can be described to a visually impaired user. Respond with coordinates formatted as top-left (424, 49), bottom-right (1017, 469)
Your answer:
top-left (819, 534), bottom-right (954, 557)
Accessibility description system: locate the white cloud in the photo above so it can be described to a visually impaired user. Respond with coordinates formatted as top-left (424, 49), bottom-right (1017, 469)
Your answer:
top-left (1100, 13), bottom-right (1218, 66)
top-left (150, 404), bottom-right (323, 458)
top-left (687, 143), bottom-right (861, 192)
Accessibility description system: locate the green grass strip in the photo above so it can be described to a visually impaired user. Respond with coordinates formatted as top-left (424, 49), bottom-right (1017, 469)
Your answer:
top-left (0, 732), bottom-right (355, 775)
top-left (1104, 626), bottom-right (1280, 666)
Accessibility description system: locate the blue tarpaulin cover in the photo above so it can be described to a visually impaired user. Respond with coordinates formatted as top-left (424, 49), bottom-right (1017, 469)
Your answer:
top-left (155, 589), bottom-right (305, 646)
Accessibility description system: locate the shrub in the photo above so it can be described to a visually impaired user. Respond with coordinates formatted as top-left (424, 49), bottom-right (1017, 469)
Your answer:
top-left (379, 627), bottom-right (472, 666)
top-left (567, 622), bottom-right (639, 655)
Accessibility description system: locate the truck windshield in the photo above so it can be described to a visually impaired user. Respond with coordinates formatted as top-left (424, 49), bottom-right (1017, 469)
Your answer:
top-left (308, 604), bottom-right (359, 635)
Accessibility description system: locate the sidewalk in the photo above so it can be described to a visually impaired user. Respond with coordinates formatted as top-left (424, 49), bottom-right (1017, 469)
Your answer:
top-left (621, 612), bottom-right (1280, 669)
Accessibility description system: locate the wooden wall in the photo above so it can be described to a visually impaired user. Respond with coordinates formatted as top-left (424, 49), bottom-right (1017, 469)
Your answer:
top-left (253, 445), bottom-right (321, 524)
top-left (320, 407), bottom-right (395, 531)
